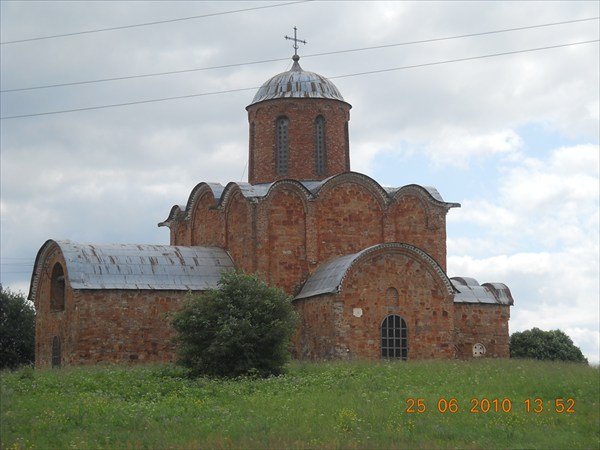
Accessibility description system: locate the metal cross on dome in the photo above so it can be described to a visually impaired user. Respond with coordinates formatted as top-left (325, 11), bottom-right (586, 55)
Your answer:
top-left (285, 26), bottom-right (307, 57)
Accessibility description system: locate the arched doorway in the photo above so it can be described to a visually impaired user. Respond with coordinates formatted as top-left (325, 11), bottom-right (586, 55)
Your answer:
top-left (381, 315), bottom-right (408, 360)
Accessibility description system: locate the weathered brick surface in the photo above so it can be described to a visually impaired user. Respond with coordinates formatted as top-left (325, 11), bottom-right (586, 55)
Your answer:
top-left (315, 177), bottom-right (385, 261)
top-left (225, 190), bottom-right (254, 272)
top-left (67, 290), bottom-right (181, 366)
top-left (262, 185), bottom-right (309, 293)
top-left (387, 190), bottom-right (448, 271)
top-left (294, 246), bottom-right (455, 360)
top-left (246, 98), bottom-right (351, 184)
top-left (174, 174), bottom-right (450, 297)
top-left (34, 250), bottom-right (183, 368)
top-left (191, 188), bottom-right (225, 247)
top-left (454, 303), bottom-right (511, 358)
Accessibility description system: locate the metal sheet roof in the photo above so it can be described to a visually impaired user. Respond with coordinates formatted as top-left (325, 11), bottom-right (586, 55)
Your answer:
top-left (249, 58), bottom-right (347, 106)
top-left (56, 241), bottom-right (234, 291)
top-left (294, 253), bottom-right (358, 300)
top-left (451, 277), bottom-right (514, 305)
top-left (295, 243), bottom-right (457, 300)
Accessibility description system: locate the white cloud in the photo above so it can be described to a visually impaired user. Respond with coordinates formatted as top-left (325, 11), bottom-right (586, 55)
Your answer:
top-left (448, 143), bottom-right (599, 363)
top-left (425, 127), bottom-right (523, 168)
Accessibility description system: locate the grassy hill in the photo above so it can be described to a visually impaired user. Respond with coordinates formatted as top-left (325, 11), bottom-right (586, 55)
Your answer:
top-left (1, 359), bottom-right (598, 449)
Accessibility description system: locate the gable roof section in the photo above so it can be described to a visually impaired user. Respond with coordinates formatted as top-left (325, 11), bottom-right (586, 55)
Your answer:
top-left (294, 252), bottom-right (357, 300)
top-left (295, 242), bottom-right (457, 300)
top-left (29, 240), bottom-right (234, 298)
top-left (451, 277), bottom-right (514, 305)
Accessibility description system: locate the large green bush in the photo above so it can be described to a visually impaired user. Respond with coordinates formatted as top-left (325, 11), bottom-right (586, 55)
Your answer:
top-left (0, 285), bottom-right (35, 369)
top-left (171, 270), bottom-right (298, 377)
top-left (510, 327), bottom-right (588, 363)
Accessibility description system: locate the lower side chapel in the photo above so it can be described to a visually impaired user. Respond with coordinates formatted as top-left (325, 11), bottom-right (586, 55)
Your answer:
top-left (29, 49), bottom-right (514, 368)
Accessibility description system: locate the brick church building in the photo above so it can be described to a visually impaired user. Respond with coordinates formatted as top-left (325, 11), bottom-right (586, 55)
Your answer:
top-left (29, 47), bottom-right (514, 368)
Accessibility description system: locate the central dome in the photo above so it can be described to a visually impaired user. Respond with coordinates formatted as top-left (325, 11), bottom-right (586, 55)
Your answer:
top-left (249, 56), bottom-right (346, 106)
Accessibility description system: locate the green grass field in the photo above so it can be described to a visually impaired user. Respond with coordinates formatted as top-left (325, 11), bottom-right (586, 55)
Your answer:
top-left (1, 359), bottom-right (598, 449)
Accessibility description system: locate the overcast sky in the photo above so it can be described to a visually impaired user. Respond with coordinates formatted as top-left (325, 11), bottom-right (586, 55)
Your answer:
top-left (1, 1), bottom-right (598, 363)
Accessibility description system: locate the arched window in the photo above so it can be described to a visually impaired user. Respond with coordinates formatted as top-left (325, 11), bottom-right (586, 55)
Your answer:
top-left (381, 315), bottom-right (408, 360)
top-left (52, 336), bottom-right (61, 368)
top-left (315, 115), bottom-right (326, 175)
top-left (50, 263), bottom-right (65, 311)
top-left (276, 116), bottom-right (289, 176)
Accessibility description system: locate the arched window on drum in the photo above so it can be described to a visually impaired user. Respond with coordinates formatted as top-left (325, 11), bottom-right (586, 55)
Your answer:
top-left (315, 115), bottom-right (326, 175)
top-left (276, 116), bottom-right (289, 176)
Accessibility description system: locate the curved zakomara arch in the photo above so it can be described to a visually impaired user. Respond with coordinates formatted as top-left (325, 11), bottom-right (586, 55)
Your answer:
top-left (312, 172), bottom-right (390, 211)
top-left (218, 179), bottom-right (315, 211)
top-left (159, 182), bottom-right (224, 228)
top-left (391, 184), bottom-right (456, 208)
top-left (157, 178), bottom-right (460, 229)
top-left (390, 185), bottom-right (459, 225)
top-left (259, 179), bottom-right (313, 213)
top-left (29, 239), bottom-right (64, 305)
top-left (339, 243), bottom-right (458, 297)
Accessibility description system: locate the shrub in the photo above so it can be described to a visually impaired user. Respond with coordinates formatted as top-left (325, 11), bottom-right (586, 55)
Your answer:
top-left (171, 270), bottom-right (298, 377)
top-left (0, 285), bottom-right (35, 369)
top-left (510, 327), bottom-right (587, 363)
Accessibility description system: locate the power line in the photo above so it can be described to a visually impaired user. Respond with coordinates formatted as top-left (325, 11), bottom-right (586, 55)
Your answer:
top-left (1, 58), bottom-right (289, 93)
top-left (0, 1), bottom-right (311, 45)
top-left (328, 39), bottom-right (599, 81)
top-left (2, 16), bottom-right (598, 93)
top-left (1, 39), bottom-right (597, 121)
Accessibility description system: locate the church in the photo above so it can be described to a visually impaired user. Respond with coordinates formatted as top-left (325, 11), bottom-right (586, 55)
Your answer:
top-left (29, 37), bottom-right (514, 368)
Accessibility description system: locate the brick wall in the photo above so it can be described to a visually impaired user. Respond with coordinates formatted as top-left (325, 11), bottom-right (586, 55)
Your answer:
top-left (315, 178), bottom-right (385, 262)
top-left (33, 247), bottom-right (74, 368)
top-left (175, 174), bottom-right (451, 299)
top-left (294, 246), bottom-right (455, 360)
top-left (36, 276), bottom-right (186, 367)
top-left (387, 189), bottom-right (448, 270)
top-left (262, 185), bottom-right (309, 293)
top-left (191, 188), bottom-right (225, 247)
top-left (246, 98), bottom-right (351, 184)
top-left (225, 190), bottom-right (255, 272)
top-left (454, 303), bottom-right (511, 358)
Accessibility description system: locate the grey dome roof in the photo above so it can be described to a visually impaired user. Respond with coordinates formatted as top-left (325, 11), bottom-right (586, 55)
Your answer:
top-left (249, 56), bottom-right (346, 106)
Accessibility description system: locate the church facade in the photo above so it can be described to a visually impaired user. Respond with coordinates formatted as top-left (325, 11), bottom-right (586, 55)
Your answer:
top-left (29, 51), bottom-right (513, 368)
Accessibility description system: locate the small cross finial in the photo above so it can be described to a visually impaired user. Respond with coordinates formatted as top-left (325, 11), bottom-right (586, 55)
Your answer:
top-left (285, 26), bottom-right (306, 59)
